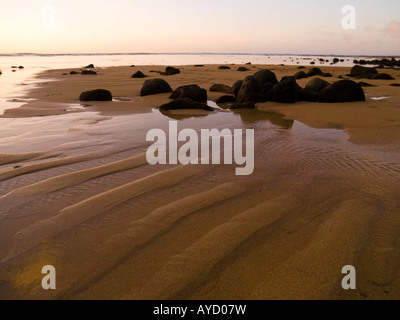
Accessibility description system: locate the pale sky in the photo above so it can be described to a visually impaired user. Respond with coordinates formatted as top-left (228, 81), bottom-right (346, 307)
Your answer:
top-left (0, 0), bottom-right (399, 55)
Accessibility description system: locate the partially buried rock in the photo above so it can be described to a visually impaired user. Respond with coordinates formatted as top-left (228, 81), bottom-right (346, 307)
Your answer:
top-left (18, 66), bottom-right (24, 69)
top-left (230, 102), bottom-right (255, 109)
top-left (209, 84), bottom-right (234, 94)
top-left (299, 78), bottom-right (330, 102)
top-left (140, 78), bottom-right (173, 96)
top-left (319, 80), bottom-right (365, 102)
top-left (84, 64), bottom-right (94, 69)
top-left (216, 95), bottom-right (236, 104)
top-left (218, 66), bottom-right (231, 70)
top-left (165, 66), bottom-right (180, 75)
top-left (350, 65), bottom-right (378, 79)
top-left (294, 71), bottom-right (307, 79)
top-left (307, 67), bottom-right (323, 77)
top-left (70, 71), bottom-right (79, 75)
top-left (232, 80), bottom-right (243, 98)
top-left (131, 71), bottom-right (146, 78)
top-left (371, 73), bottom-right (395, 80)
top-left (358, 82), bottom-right (376, 87)
top-left (236, 76), bottom-right (265, 103)
top-left (390, 83), bottom-right (400, 87)
top-left (81, 70), bottom-right (97, 75)
top-left (169, 84), bottom-right (207, 103)
top-left (79, 89), bottom-right (112, 101)
top-left (267, 76), bottom-right (302, 103)
top-left (159, 98), bottom-right (213, 111)
top-left (237, 67), bottom-right (250, 72)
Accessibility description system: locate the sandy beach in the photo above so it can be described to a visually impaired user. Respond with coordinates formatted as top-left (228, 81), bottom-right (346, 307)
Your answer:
top-left (1, 63), bottom-right (400, 300)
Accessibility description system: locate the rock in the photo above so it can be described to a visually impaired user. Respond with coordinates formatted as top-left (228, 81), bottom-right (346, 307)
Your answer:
top-left (370, 73), bottom-right (395, 80)
top-left (159, 98), bottom-right (213, 111)
top-left (18, 66), bottom-right (24, 69)
top-left (169, 84), bottom-right (207, 103)
top-left (307, 67), bottom-right (323, 77)
top-left (319, 80), bottom-right (365, 102)
top-left (230, 102), bottom-right (255, 109)
top-left (294, 71), bottom-right (307, 79)
top-left (236, 76), bottom-right (265, 103)
top-left (310, 61), bottom-right (315, 65)
top-left (390, 83), bottom-right (400, 87)
top-left (131, 71), bottom-right (146, 78)
top-left (0, 71), bottom-right (2, 75)
top-left (62, 73), bottom-right (68, 76)
top-left (350, 65), bottom-right (378, 78)
top-left (245, 62), bottom-right (252, 65)
top-left (358, 82), bottom-right (376, 87)
top-left (237, 67), bottom-right (250, 72)
top-left (209, 84), bottom-right (234, 94)
top-left (253, 69), bottom-right (278, 86)
top-left (84, 64), bottom-right (95, 68)
top-left (216, 95), bottom-right (236, 104)
top-left (333, 58), bottom-right (340, 64)
top-left (298, 66), bottom-right (306, 69)
top-left (130, 65), bottom-right (135, 67)
top-left (266, 76), bottom-right (302, 103)
top-left (165, 66), bottom-right (180, 75)
top-left (140, 79), bottom-right (173, 96)
top-left (233, 80), bottom-right (243, 98)
top-left (81, 70), bottom-right (97, 75)
top-left (194, 65), bottom-right (204, 67)
top-left (11, 66), bottom-right (17, 69)
top-left (299, 78), bottom-right (330, 102)
top-left (322, 73), bottom-right (333, 77)
top-left (218, 66), bottom-right (231, 70)
top-left (262, 82), bottom-right (275, 96)
top-left (70, 71), bottom-right (79, 75)
top-left (79, 89), bottom-right (112, 101)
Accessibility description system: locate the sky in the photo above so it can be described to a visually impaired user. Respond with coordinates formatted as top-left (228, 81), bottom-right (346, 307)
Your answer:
top-left (0, 0), bottom-right (399, 55)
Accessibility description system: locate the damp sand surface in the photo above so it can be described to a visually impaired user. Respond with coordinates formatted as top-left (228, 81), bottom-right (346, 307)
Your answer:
top-left (0, 65), bottom-right (400, 300)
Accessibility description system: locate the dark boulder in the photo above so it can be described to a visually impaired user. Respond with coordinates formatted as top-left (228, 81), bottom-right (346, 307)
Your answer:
top-left (218, 66), bottom-right (231, 70)
top-left (194, 65), bottom-right (204, 67)
top-left (79, 89), bottom-right (112, 101)
top-left (159, 98), bottom-right (213, 111)
top-left (254, 69), bottom-right (278, 86)
top-left (307, 67), bottom-right (323, 77)
top-left (70, 71), bottom-right (79, 75)
top-left (216, 95), bottom-right (236, 104)
top-left (371, 73), bottom-right (395, 80)
top-left (350, 65), bottom-right (378, 78)
top-left (294, 71), bottom-right (307, 79)
top-left (298, 66), bottom-right (306, 69)
top-left (131, 71), bottom-right (146, 78)
top-left (233, 80), bottom-right (243, 98)
top-left (322, 73), bottom-right (333, 77)
top-left (266, 76), bottom-right (302, 103)
top-left (169, 84), bottom-right (207, 102)
top-left (81, 70), bottom-right (97, 75)
top-left (319, 80), bottom-right (365, 103)
top-left (18, 66), bottom-right (24, 69)
top-left (262, 82), bottom-right (274, 97)
top-left (84, 64), bottom-right (94, 69)
top-left (299, 78), bottom-right (330, 102)
top-left (390, 83), bottom-right (400, 87)
top-left (237, 67), bottom-right (250, 72)
top-left (165, 66), bottom-right (180, 75)
top-left (230, 102), bottom-right (255, 109)
top-left (140, 78), bottom-right (173, 96)
top-left (209, 84), bottom-right (233, 94)
top-left (236, 76), bottom-right (265, 103)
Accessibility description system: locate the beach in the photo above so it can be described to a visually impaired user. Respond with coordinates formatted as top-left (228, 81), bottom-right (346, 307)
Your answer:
top-left (1, 62), bottom-right (400, 300)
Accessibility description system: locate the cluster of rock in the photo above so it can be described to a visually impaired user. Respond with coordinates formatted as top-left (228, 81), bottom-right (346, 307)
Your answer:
top-left (350, 65), bottom-right (394, 80)
top-left (353, 58), bottom-right (400, 69)
top-left (212, 69), bottom-right (365, 108)
top-left (294, 67), bottom-right (332, 79)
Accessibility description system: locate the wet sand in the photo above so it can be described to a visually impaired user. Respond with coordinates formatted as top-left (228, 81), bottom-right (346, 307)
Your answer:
top-left (0, 64), bottom-right (400, 300)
